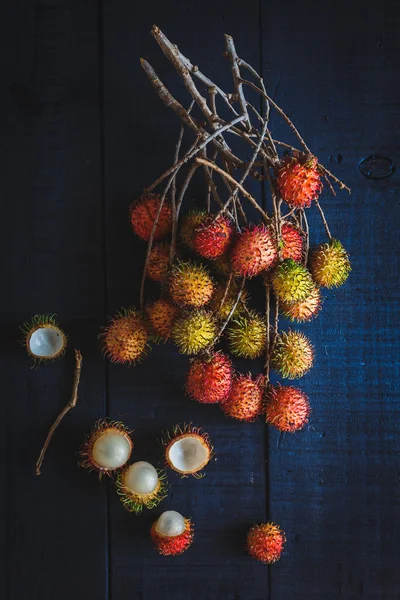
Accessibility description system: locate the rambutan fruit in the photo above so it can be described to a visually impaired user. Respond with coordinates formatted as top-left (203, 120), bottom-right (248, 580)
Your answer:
top-left (172, 310), bottom-right (217, 355)
top-left (129, 192), bottom-right (172, 241)
top-left (280, 286), bottom-right (322, 322)
top-left (271, 330), bottom-right (314, 379)
top-left (101, 307), bottom-right (150, 365)
top-left (186, 351), bottom-right (233, 404)
top-left (209, 282), bottom-right (248, 322)
top-left (276, 153), bottom-right (322, 209)
top-left (20, 314), bottom-right (67, 364)
top-left (169, 261), bottom-right (214, 308)
top-left (272, 259), bottom-right (314, 305)
top-left (280, 222), bottom-right (304, 262)
top-left (226, 311), bottom-right (267, 359)
top-left (151, 511), bottom-right (194, 556)
top-left (146, 242), bottom-right (171, 282)
top-left (265, 385), bottom-right (310, 432)
top-left (117, 461), bottom-right (167, 514)
top-left (221, 373), bottom-right (264, 422)
top-left (179, 209), bottom-right (207, 251)
top-left (146, 298), bottom-right (178, 341)
top-left (231, 224), bottom-right (278, 278)
top-left (163, 424), bottom-right (214, 478)
top-left (246, 522), bottom-right (286, 564)
top-left (309, 239), bottom-right (351, 288)
top-left (79, 419), bottom-right (133, 477)
top-left (211, 253), bottom-right (232, 278)
top-left (193, 214), bottom-right (234, 260)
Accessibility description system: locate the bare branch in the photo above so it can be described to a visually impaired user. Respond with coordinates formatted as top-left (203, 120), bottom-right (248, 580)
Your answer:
top-left (225, 35), bottom-right (251, 130)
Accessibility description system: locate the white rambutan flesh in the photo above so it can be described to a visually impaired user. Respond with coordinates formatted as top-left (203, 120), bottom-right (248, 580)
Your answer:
top-left (155, 510), bottom-right (186, 537)
top-left (92, 430), bottom-right (132, 470)
top-left (124, 461), bottom-right (159, 495)
top-left (29, 327), bottom-right (64, 358)
top-left (168, 436), bottom-right (209, 474)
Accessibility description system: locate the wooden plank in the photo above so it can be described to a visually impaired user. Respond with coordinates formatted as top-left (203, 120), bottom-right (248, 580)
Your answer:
top-left (0, 2), bottom-right (107, 598)
top-left (102, 3), bottom-right (271, 598)
top-left (261, 1), bottom-right (400, 597)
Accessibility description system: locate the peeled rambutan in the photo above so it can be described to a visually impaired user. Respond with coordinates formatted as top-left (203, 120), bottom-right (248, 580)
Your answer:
top-left (129, 192), bottom-right (172, 241)
top-left (193, 214), bottom-right (234, 259)
top-left (101, 308), bottom-right (150, 364)
top-left (276, 153), bottom-right (322, 209)
top-left (180, 209), bottom-right (207, 251)
top-left (172, 309), bottom-right (217, 355)
top-left (280, 222), bottom-right (303, 262)
top-left (231, 224), bottom-right (278, 278)
top-left (226, 311), bottom-right (267, 359)
top-left (163, 424), bottom-right (214, 477)
top-left (265, 385), bottom-right (310, 432)
top-left (117, 461), bottom-right (167, 514)
top-left (186, 351), bottom-right (233, 404)
top-left (151, 511), bottom-right (194, 556)
top-left (209, 282), bottom-right (248, 322)
top-left (246, 522), bottom-right (286, 564)
top-left (280, 286), bottom-right (322, 322)
top-left (271, 330), bottom-right (314, 379)
top-left (146, 242), bottom-right (171, 282)
top-left (79, 418), bottom-right (133, 477)
top-left (222, 373), bottom-right (264, 422)
top-left (169, 261), bottom-right (214, 308)
top-left (272, 259), bottom-right (314, 305)
top-left (146, 299), bottom-right (178, 341)
top-left (309, 239), bottom-right (351, 288)
top-left (20, 313), bottom-right (67, 364)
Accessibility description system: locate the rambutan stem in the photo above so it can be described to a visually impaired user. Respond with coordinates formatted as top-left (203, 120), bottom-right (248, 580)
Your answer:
top-left (315, 200), bottom-right (333, 241)
top-left (36, 349), bottom-right (82, 476)
top-left (301, 210), bottom-right (310, 263)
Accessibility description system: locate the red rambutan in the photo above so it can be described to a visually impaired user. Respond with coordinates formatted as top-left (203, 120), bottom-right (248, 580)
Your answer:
top-left (146, 242), bottom-right (171, 282)
top-left (222, 373), bottom-right (264, 422)
top-left (101, 308), bottom-right (150, 365)
top-left (151, 511), bottom-right (194, 556)
top-left (246, 522), bottom-right (286, 564)
top-left (265, 385), bottom-right (310, 432)
top-left (275, 153), bottom-right (323, 209)
top-left (186, 351), bottom-right (233, 404)
top-left (193, 214), bottom-right (234, 260)
top-left (231, 224), bottom-right (278, 278)
top-left (179, 209), bottom-right (207, 251)
top-left (280, 222), bottom-right (303, 262)
top-left (129, 192), bottom-right (172, 241)
top-left (146, 299), bottom-right (178, 341)
top-left (280, 287), bottom-right (322, 322)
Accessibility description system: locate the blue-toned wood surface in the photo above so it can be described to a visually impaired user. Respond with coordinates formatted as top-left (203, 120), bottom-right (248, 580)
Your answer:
top-left (2, 1), bottom-right (399, 599)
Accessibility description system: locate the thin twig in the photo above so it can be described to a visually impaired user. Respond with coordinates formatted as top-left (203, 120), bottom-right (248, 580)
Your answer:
top-left (36, 349), bottom-right (83, 476)
top-left (225, 35), bottom-right (251, 130)
top-left (265, 283), bottom-right (271, 384)
top-left (301, 210), bottom-right (310, 264)
top-left (315, 200), bottom-right (333, 241)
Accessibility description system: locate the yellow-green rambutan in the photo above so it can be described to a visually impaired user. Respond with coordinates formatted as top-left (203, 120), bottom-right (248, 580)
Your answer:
top-left (209, 281), bottom-right (249, 322)
top-left (169, 261), bottom-right (214, 308)
top-left (146, 242), bottom-right (171, 282)
top-left (309, 239), bottom-right (351, 288)
top-left (271, 330), bottom-right (314, 379)
top-left (101, 307), bottom-right (150, 364)
top-left (129, 192), bottom-right (172, 241)
top-left (280, 287), bottom-right (322, 322)
top-left (272, 259), bottom-right (314, 304)
top-left (246, 522), bottom-right (286, 564)
top-left (172, 310), bottom-right (217, 355)
top-left (226, 311), bottom-right (267, 359)
top-left (179, 209), bottom-right (207, 251)
top-left (265, 384), bottom-right (310, 432)
top-left (146, 298), bottom-right (178, 341)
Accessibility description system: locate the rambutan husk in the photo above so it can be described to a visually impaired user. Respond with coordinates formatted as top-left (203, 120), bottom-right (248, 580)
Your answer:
top-left (265, 384), bottom-right (311, 432)
top-left (186, 351), bottom-right (233, 404)
top-left (280, 286), bottom-right (322, 322)
top-left (309, 239), bottom-right (351, 288)
top-left (172, 309), bottom-right (217, 355)
top-left (146, 242), bottom-right (171, 282)
top-left (280, 222), bottom-right (304, 262)
top-left (226, 311), bottom-right (267, 359)
top-left (246, 522), bottom-right (286, 564)
top-left (193, 214), bottom-right (234, 260)
top-left (100, 307), bottom-right (150, 365)
top-left (275, 153), bottom-right (323, 209)
top-left (129, 192), bottom-right (172, 241)
top-left (169, 260), bottom-right (214, 308)
top-left (117, 461), bottom-right (167, 514)
top-left (231, 224), bottom-right (278, 278)
top-left (21, 314), bottom-right (67, 363)
top-left (221, 373), bottom-right (264, 422)
top-left (163, 424), bottom-right (214, 478)
top-left (272, 259), bottom-right (314, 305)
top-left (79, 418), bottom-right (133, 477)
top-left (146, 298), bottom-right (178, 342)
top-left (271, 330), bottom-right (314, 379)
top-left (151, 511), bottom-right (194, 556)
top-left (179, 209), bottom-right (207, 251)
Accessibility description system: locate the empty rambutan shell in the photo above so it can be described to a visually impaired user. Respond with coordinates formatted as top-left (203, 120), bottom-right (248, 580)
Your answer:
top-left (172, 309), bottom-right (217, 355)
top-left (309, 239), bottom-right (351, 288)
top-left (169, 260), bottom-right (214, 308)
top-left (146, 242), bottom-right (171, 282)
top-left (79, 419), bottom-right (133, 477)
top-left (280, 286), bottom-right (322, 322)
top-left (246, 522), bottom-right (286, 564)
top-left (265, 385), bottom-right (311, 432)
top-left (101, 307), bottom-right (150, 365)
top-left (179, 209), bottom-right (207, 251)
top-left (146, 299), bottom-right (178, 342)
top-left (193, 214), bottom-right (234, 259)
top-left (186, 351), bottom-right (233, 404)
top-left (280, 222), bottom-right (304, 262)
top-left (163, 424), bottom-right (214, 478)
top-left (117, 461), bottom-right (167, 514)
top-left (151, 510), bottom-right (194, 556)
top-left (276, 153), bottom-right (323, 209)
top-left (21, 314), bottom-right (67, 363)
top-left (221, 373), bottom-right (264, 422)
top-left (129, 192), bottom-right (172, 241)
top-left (271, 330), bottom-right (314, 379)
top-left (231, 224), bottom-right (278, 278)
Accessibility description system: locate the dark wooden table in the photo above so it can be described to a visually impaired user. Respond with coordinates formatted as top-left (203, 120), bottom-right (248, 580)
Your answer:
top-left (2, 1), bottom-right (400, 599)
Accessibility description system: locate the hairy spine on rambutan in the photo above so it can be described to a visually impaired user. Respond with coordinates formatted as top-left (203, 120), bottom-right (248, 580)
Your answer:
top-left (309, 239), bottom-right (351, 288)
top-left (129, 192), bottom-right (172, 241)
top-left (179, 209), bottom-right (207, 251)
top-left (271, 330), bottom-right (314, 379)
top-left (272, 259), bottom-right (315, 305)
top-left (79, 419), bottom-right (133, 477)
top-left (280, 287), bottom-right (322, 322)
top-left (276, 153), bottom-right (322, 209)
top-left (169, 260), bottom-right (214, 308)
top-left (231, 224), bottom-right (278, 278)
top-left (172, 309), bottom-right (217, 355)
top-left (186, 351), bottom-right (233, 404)
top-left (151, 511), bottom-right (194, 556)
top-left (101, 307), bottom-right (150, 365)
top-left (163, 424), bottom-right (214, 478)
top-left (221, 373), bottom-right (264, 422)
top-left (265, 385), bottom-right (310, 432)
top-left (246, 522), bottom-right (286, 564)
top-left (226, 311), bottom-right (267, 359)
top-left (193, 214), bottom-right (234, 259)
top-left (146, 242), bottom-right (171, 282)
top-left (146, 298), bottom-right (178, 341)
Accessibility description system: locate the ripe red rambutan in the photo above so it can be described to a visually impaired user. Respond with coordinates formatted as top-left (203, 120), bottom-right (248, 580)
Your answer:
top-left (186, 351), bottom-right (233, 404)
top-left (280, 222), bottom-right (304, 262)
top-left (280, 287), bottom-right (322, 322)
top-left (221, 373), bottom-right (264, 422)
top-left (246, 522), bottom-right (286, 564)
top-left (146, 242), bottom-right (171, 282)
top-left (265, 385), bottom-right (310, 432)
top-left (129, 192), bottom-right (172, 241)
top-left (231, 224), bottom-right (278, 278)
top-left (276, 153), bottom-right (323, 209)
top-left (101, 308), bottom-right (150, 365)
top-left (146, 299), bottom-right (178, 341)
top-left (151, 511), bottom-right (194, 556)
top-left (193, 214), bottom-right (234, 259)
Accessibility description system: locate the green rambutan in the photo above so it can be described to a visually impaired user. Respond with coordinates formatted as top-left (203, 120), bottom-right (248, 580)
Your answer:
top-left (221, 373), bottom-right (264, 421)
top-left (169, 261), bottom-right (214, 308)
top-left (280, 222), bottom-right (303, 262)
top-left (79, 418), bottom-right (133, 477)
top-left (193, 214), bottom-right (234, 259)
top-left (246, 522), bottom-right (286, 564)
top-left (309, 239), bottom-right (351, 288)
top-left (172, 310), bottom-right (217, 355)
top-left (129, 192), bottom-right (172, 241)
top-left (101, 307), bottom-right (150, 365)
top-left (280, 286), bottom-right (322, 322)
top-left (146, 242), bottom-right (171, 282)
top-left (276, 153), bottom-right (323, 209)
top-left (226, 311), bottom-right (267, 359)
top-left (117, 461), bottom-right (167, 514)
top-left (209, 282), bottom-right (248, 322)
top-left (271, 330), bottom-right (314, 379)
top-left (151, 511), bottom-right (194, 556)
top-left (146, 299), bottom-right (178, 341)
top-left (265, 385), bottom-right (310, 432)
top-left (231, 224), bottom-right (278, 278)
top-left (186, 351), bottom-right (233, 404)
top-left (179, 209), bottom-right (207, 251)
top-left (20, 314), bottom-right (67, 364)
top-left (272, 259), bottom-right (314, 304)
